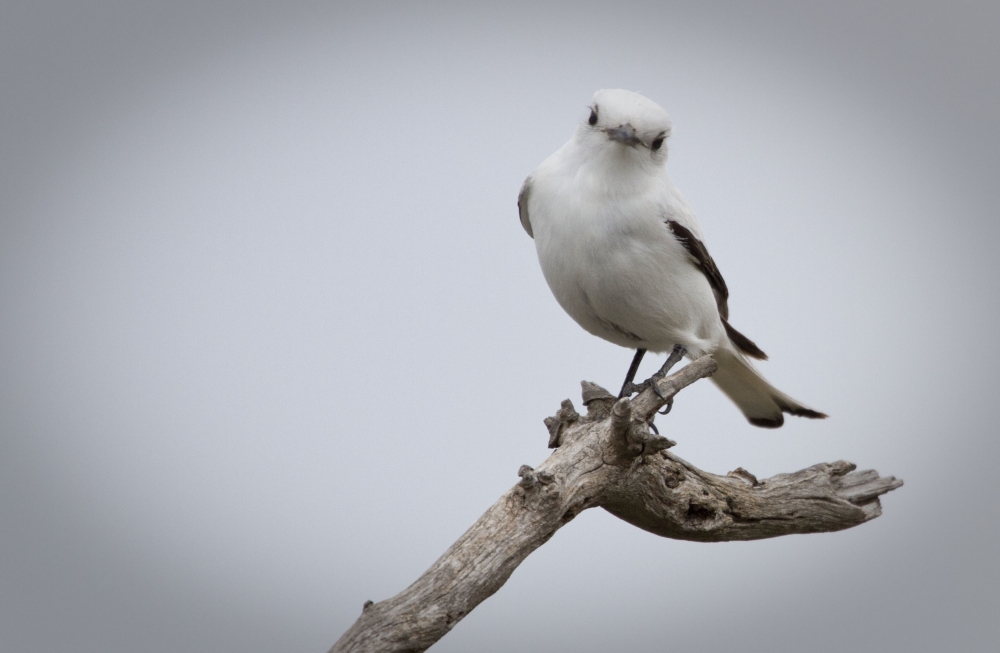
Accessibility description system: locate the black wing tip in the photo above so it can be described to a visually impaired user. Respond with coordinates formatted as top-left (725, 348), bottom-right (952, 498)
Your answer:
top-left (722, 319), bottom-right (768, 360)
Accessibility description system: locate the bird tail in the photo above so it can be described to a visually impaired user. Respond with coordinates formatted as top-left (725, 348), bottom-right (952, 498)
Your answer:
top-left (710, 344), bottom-right (826, 428)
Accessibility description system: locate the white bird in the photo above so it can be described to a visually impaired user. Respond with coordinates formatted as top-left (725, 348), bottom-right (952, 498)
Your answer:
top-left (519, 89), bottom-right (825, 427)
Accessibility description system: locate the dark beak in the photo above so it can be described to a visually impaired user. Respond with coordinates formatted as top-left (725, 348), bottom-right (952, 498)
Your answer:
top-left (605, 124), bottom-right (641, 147)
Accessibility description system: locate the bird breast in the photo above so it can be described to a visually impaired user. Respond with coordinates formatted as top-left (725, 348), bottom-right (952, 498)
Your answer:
top-left (529, 168), bottom-right (722, 352)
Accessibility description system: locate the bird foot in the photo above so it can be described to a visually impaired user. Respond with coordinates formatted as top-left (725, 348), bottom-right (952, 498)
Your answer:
top-left (618, 378), bottom-right (650, 399)
top-left (618, 345), bottom-right (687, 401)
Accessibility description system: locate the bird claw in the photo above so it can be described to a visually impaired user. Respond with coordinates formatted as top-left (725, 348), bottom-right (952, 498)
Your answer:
top-left (618, 380), bottom-right (649, 399)
top-left (651, 376), bottom-right (669, 400)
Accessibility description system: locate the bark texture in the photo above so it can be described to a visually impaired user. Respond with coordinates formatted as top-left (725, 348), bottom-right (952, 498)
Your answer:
top-left (330, 356), bottom-right (902, 653)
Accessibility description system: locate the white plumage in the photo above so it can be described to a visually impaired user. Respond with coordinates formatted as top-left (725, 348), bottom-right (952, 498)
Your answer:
top-left (519, 89), bottom-right (824, 427)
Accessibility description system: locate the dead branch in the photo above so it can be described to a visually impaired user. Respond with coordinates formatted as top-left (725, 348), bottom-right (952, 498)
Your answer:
top-left (329, 356), bottom-right (902, 652)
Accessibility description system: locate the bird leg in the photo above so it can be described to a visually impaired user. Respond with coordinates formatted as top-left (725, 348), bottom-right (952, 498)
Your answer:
top-left (618, 345), bottom-right (687, 405)
top-left (618, 348), bottom-right (647, 398)
top-left (652, 345), bottom-right (687, 414)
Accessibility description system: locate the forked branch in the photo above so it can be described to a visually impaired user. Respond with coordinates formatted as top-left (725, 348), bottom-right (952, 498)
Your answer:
top-left (330, 356), bottom-right (902, 653)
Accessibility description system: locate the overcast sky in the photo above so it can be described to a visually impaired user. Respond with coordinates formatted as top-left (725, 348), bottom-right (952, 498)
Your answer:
top-left (1, 2), bottom-right (998, 652)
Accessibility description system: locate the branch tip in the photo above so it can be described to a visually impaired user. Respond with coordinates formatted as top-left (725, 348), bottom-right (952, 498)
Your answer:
top-left (611, 397), bottom-right (632, 441)
top-left (581, 381), bottom-right (615, 405)
top-left (545, 400), bottom-right (580, 448)
top-left (558, 399), bottom-right (580, 422)
top-left (830, 460), bottom-right (857, 476)
top-left (625, 420), bottom-right (675, 457)
top-left (581, 381), bottom-right (615, 420)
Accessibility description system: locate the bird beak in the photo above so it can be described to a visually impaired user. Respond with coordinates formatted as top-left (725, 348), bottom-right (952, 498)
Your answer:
top-left (605, 124), bottom-right (642, 146)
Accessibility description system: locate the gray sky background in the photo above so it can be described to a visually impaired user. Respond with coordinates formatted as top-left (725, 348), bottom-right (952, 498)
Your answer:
top-left (1, 1), bottom-right (998, 651)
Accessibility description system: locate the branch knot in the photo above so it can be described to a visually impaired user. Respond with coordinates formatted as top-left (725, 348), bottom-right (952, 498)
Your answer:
top-left (518, 465), bottom-right (555, 489)
top-left (544, 399), bottom-right (580, 448)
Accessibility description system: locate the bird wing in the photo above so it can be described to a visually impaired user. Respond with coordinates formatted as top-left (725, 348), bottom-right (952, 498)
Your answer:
top-left (665, 220), bottom-right (768, 360)
top-left (518, 176), bottom-right (534, 238)
top-left (665, 220), bottom-right (729, 318)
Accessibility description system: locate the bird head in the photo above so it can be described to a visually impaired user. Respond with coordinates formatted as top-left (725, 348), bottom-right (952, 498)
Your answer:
top-left (577, 89), bottom-right (673, 167)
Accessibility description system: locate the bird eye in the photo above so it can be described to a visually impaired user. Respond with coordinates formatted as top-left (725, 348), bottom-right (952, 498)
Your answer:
top-left (651, 135), bottom-right (665, 151)
top-left (588, 107), bottom-right (598, 126)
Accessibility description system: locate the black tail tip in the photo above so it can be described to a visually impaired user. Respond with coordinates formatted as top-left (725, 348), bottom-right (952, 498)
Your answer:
top-left (788, 408), bottom-right (828, 419)
top-left (748, 408), bottom-right (828, 428)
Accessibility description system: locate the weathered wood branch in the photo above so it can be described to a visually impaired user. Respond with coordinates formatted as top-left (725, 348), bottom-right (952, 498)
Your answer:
top-left (330, 356), bottom-right (902, 653)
